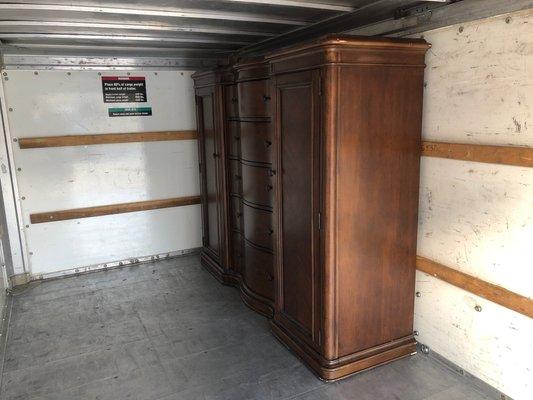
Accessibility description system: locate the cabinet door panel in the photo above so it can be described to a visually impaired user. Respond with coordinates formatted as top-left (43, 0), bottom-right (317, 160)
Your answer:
top-left (275, 70), bottom-right (321, 348)
top-left (196, 89), bottom-right (223, 262)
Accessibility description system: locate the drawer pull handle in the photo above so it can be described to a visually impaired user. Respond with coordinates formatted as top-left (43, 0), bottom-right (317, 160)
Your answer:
top-left (265, 140), bottom-right (272, 148)
top-left (268, 169), bottom-right (276, 177)
top-left (266, 184), bottom-right (273, 192)
top-left (262, 95), bottom-right (271, 102)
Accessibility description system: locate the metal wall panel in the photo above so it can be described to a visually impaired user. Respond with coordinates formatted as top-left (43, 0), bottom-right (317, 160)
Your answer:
top-left (1, 69), bottom-right (201, 277)
top-left (414, 11), bottom-right (533, 400)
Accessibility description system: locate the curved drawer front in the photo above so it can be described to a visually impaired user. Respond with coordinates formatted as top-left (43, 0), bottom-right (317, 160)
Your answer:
top-left (227, 121), bottom-right (240, 158)
top-left (242, 163), bottom-right (274, 208)
top-left (244, 242), bottom-right (274, 301)
top-left (225, 84), bottom-right (238, 118)
top-left (230, 196), bottom-right (243, 232)
top-left (243, 204), bottom-right (273, 250)
top-left (230, 232), bottom-right (243, 274)
top-left (240, 122), bottom-right (273, 164)
top-left (229, 159), bottom-right (242, 196)
top-left (238, 80), bottom-right (271, 118)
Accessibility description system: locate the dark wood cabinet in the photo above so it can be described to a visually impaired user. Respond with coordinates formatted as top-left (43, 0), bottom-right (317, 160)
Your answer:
top-left (194, 83), bottom-right (227, 273)
top-left (192, 35), bottom-right (429, 381)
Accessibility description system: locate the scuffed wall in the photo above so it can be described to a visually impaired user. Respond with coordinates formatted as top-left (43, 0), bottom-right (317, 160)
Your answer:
top-left (414, 10), bottom-right (532, 400)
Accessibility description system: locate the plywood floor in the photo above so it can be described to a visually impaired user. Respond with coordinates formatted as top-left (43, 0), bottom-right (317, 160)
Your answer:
top-left (0, 255), bottom-right (497, 399)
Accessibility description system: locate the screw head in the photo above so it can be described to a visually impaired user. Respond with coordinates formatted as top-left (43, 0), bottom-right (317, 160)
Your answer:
top-left (2, 72), bottom-right (6, 76)
top-left (505, 17), bottom-right (511, 24)
top-left (414, 330), bottom-right (419, 336)
top-left (34, 71), bottom-right (38, 75)
top-left (474, 305), bottom-right (482, 312)
top-left (21, 196), bottom-right (25, 200)
top-left (421, 345), bottom-right (430, 354)
top-left (13, 138), bottom-right (17, 142)
top-left (67, 72), bottom-right (71, 76)
top-left (8, 108), bottom-right (13, 112)
top-left (17, 167), bottom-right (21, 171)
top-left (458, 26), bottom-right (464, 33)
top-left (25, 224), bottom-right (29, 228)
top-left (415, 291), bottom-right (421, 297)
top-left (4, 77), bottom-right (8, 81)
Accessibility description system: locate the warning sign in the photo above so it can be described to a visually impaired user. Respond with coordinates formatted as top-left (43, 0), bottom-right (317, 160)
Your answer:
top-left (102, 76), bottom-right (147, 103)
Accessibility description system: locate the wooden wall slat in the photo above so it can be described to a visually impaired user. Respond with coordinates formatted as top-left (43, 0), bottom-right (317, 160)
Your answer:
top-left (30, 196), bottom-right (201, 224)
top-left (18, 130), bottom-right (197, 149)
top-left (421, 141), bottom-right (533, 168)
top-left (416, 256), bottom-right (533, 318)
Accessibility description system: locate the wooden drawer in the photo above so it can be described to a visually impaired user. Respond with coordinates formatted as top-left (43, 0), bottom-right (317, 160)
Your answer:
top-left (225, 84), bottom-right (238, 118)
top-left (238, 80), bottom-right (271, 118)
top-left (243, 204), bottom-right (273, 250)
top-left (229, 159), bottom-right (242, 195)
top-left (240, 122), bottom-right (273, 164)
top-left (230, 232), bottom-right (243, 274)
top-left (227, 121), bottom-right (240, 158)
top-left (242, 163), bottom-right (274, 208)
top-left (244, 242), bottom-right (274, 301)
top-left (230, 196), bottom-right (243, 231)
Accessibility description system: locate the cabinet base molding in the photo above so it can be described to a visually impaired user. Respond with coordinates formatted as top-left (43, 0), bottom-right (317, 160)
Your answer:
top-left (270, 322), bottom-right (417, 381)
top-left (200, 252), bottom-right (274, 318)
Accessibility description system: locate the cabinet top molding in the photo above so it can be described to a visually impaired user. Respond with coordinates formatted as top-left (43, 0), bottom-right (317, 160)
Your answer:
top-left (267, 35), bottom-right (430, 73)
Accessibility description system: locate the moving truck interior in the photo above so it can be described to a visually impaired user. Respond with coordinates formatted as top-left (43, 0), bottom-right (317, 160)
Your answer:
top-left (0, 1), bottom-right (531, 399)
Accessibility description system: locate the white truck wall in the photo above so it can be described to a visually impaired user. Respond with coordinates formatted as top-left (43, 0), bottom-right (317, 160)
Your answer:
top-left (415, 10), bottom-right (533, 400)
top-left (0, 70), bottom-right (201, 278)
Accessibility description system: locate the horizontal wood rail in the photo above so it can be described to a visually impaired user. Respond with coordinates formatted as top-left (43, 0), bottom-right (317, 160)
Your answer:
top-left (421, 141), bottom-right (533, 168)
top-left (30, 196), bottom-right (201, 224)
top-left (18, 130), bottom-right (197, 149)
top-left (416, 256), bottom-right (532, 319)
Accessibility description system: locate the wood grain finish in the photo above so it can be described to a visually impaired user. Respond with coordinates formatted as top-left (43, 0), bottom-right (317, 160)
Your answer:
top-left (421, 141), bottom-right (533, 168)
top-left (416, 256), bottom-right (533, 318)
top-left (17, 131), bottom-right (197, 149)
top-left (268, 35), bottom-right (429, 380)
top-left (238, 79), bottom-right (271, 118)
top-left (274, 69), bottom-right (322, 352)
top-left (30, 196), bottom-right (200, 224)
top-left (193, 37), bottom-right (430, 380)
top-left (334, 65), bottom-right (424, 355)
top-left (241, 162), bottom-right (274, 208)
top-left (242, 204), bottom-right (273, 251)
top-left (194, 63), bottom-right (275, 318)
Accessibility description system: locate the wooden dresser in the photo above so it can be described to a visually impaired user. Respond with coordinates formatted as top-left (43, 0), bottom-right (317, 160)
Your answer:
top-left (192, 35), bottom-right (430, 381)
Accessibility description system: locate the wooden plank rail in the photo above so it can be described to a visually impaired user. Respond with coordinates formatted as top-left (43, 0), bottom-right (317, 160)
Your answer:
top-left (30, 196), bottom-right (201, 224)
top-left (416, 256), bottom-right (533, 318)
top-left (421, 141), bottom-right (533, 168)
top-left (18, 130), bottom-right (197, 149)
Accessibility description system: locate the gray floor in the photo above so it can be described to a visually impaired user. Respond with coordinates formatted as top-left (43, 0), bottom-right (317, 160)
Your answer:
top-left (0, 254), bottom-right (497, 400)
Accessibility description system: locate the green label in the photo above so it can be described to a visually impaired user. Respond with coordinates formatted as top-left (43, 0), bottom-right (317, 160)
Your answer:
top-left (108, 107), bottom-right (152, 117)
